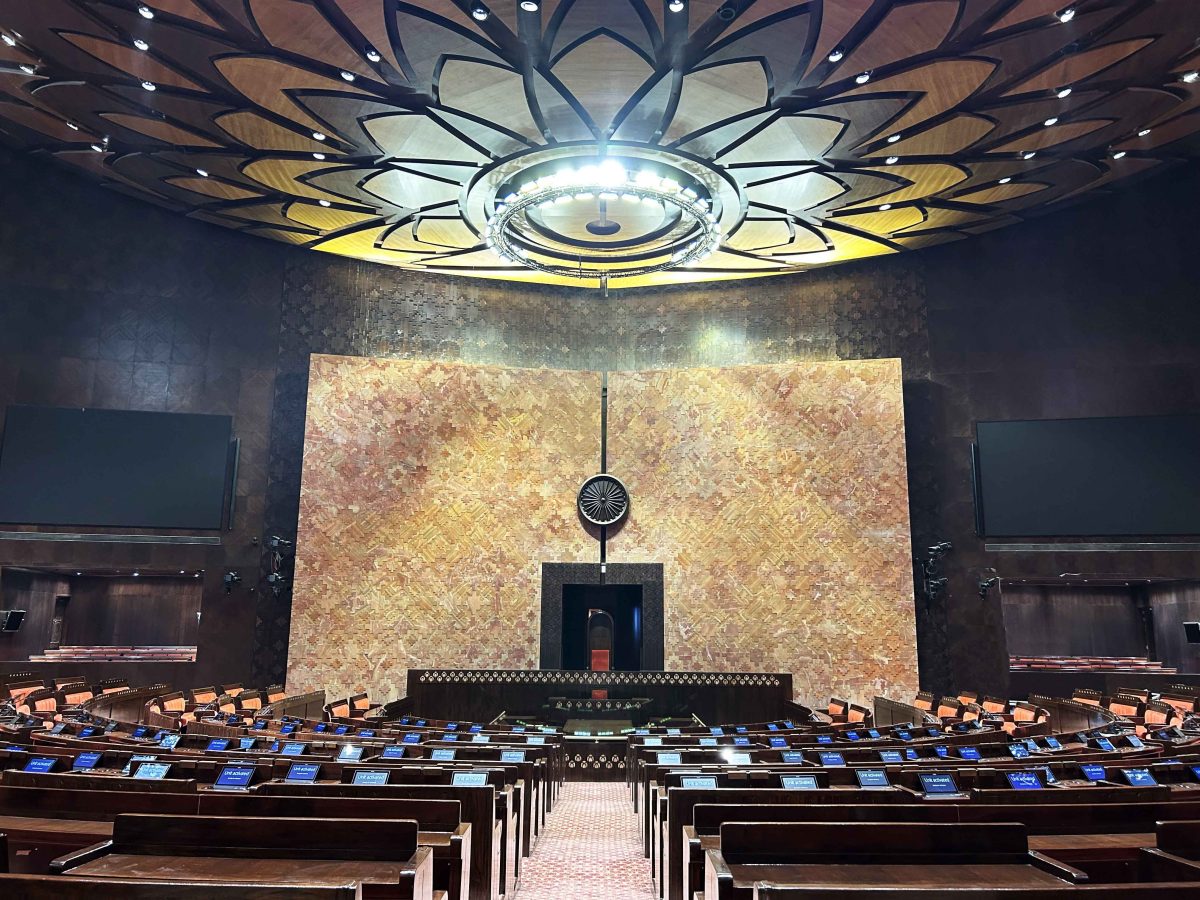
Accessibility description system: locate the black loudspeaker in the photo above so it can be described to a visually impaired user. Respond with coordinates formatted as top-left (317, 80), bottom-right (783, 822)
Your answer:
top-left (0, 609), bottom-right (26, 632)
top-left (1184, 622), bottom-right (1200, 644)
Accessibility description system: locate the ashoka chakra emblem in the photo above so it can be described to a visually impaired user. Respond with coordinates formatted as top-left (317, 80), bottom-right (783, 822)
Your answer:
top-left (578, 474), bottom-right (629, 526)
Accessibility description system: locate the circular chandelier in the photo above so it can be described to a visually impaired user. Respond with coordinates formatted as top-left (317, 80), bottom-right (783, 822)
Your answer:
top-left (482, 158), bottom-right (724, 281)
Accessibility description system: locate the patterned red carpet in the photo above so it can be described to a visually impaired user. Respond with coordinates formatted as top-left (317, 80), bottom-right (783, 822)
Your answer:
top-left (515, 781), bottom-right (657, 899)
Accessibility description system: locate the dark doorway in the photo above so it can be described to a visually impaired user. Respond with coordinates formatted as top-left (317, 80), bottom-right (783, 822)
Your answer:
top-left (561, 584), bottom-right (643, 671)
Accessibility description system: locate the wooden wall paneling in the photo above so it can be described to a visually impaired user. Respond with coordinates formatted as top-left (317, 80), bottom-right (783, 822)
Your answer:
top-left (1149, 583), bottom-right (1200, 673)
top-left (1000, 585), bottom-right (1148, 658)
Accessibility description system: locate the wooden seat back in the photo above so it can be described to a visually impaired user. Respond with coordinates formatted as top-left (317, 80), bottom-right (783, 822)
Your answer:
top-left (0, 875), bottom-right (361, 898)
top-left (913, 692), bottom-right (935, 711)
top-left (1158, 821), bottom-right (1200, 860)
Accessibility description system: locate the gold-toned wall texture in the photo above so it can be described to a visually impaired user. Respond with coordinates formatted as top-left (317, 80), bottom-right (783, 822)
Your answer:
top-left (290, 354), bottom-right (916, 707)
top-left (287, 355), bottom-right (601, 701)
top-left (606, 360), bottom-right (918, 707)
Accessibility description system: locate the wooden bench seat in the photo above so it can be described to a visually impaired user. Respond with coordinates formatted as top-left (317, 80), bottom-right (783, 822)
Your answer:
top-left (0, 873), bottom-right (363, 897)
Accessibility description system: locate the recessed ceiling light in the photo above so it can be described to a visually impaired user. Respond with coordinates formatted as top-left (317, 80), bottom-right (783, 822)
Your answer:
top-left (827, 47), bottom-right (844, 63)
top-left (339, 70), bottom-right (357, 83)
top-left (885, 155), bottom-right (899, 165)
top-left (520, 0), bottom-right (540, 10)
top-left (90, 142), bottom-right (105, 152)
top-left (138, 4), bottom-right (155, 19)
top-left (668, 0), bottom-right (685, 11)
top-left (179, 570), bottom-right (185, 575)
top-left (887, 133), bottom-right (901, 143)
top-left (365, 46), bottom-right (381, 62)
top-left (313, 152), bottom-right (326, 160)
top-left (1112, 150), bottom-right (1127, 160)
top-left (1022, 151), bottom-right (1037, 159)
top-left (141, 80), bottom-right (156, 91)
top-left (1057, 7), bottom-right (1076, 23)
top-left (1, 33), bottom-right (16, 47)
top-left (133, 572), bottom-right (140, 577)
top-left (1138, 128), bottom-right (1151, 137)
top-left (319, 199), bottom-right (332, 207)
top-left (1182, 71), bottom-right (1200, 84)
top-left (999, 177), bottom-right (1012, 184)
top-left (1044, 117), bottom-right (1058, 127)
top-left (312, 131), bottom-right (326, 141)
top-left (855, 71), bottom-right (871, 84)
top-left (1056, 86), bottom-right (1072, 98)
top-left (133, 38), bottom-right (150, 51)
top-left (879, 204), bottom-right (892, 211)
top-left (195, 168), bottom-right (209, 177)
top-left (66, 121), bottom-right (79, 130)
top-left (18, 64), bottom-right (35, 75)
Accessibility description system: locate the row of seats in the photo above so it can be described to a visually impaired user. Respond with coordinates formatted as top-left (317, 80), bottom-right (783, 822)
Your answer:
top-left (1011, 655), bottom-right (1177, 673)
top-left (30, 645), bottom-right (197, 662)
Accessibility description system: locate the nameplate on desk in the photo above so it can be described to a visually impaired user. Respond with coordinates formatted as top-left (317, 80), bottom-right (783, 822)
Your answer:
top-left (919, 773), bottom-right (959, 795)
top-left (334, 726), bottom-right (350, 736)
top-left (644, 737), bottom-right (663, 746)
top-left (735, 726), bottom-right (748, 734)
top-left (666, 728), bottom-right (681, 736)
top-left (934, 746), bottom-right (949, 758)
top-left (769, 737), bottom-right (787, 748)
top-left (446, 723), bottom-right (459, 730)
top-left (781, 751), bottom-right (804, 763)
top-left (123, 754), bottom-right (157, 776)
top-left (337, 745), bottom-right (364, 762)
top-left (699, 737), bottom-right (718, 746)
top-left (431, 749), bottom-right (457, 761)
top-left (818, 751), bottom-right (846, 767)
top-left (134, 762), bottom-right (171, 780)
top-left (767, 724), bottom-right (779, 731)
top-left (313, 723), bottom-right (328, 733)
top-left (733, 737), bottom-right (751, 746)
top-left (472, 734), bottom-right (491, 743)
top-left (359, 730), bottom-right (376, 738)
top-left (1125, 735), bottom-right (1144, 749)
top-left (132, 726), bottom-right (149, 738)
top-left (442, 734), bottom-right (459, 742)
top-left (656, 752), bottom-right (683, 765)
top-left (416, 721), bottom-right (427, 727)
top-left (959, 746), bottom-right (981, 761)
top-left (381, 745), bottom-right (406, 759)
top-left (353, 770), bottom-right (391, 786)
top-left (926, 728), bottom-right (941, 737)
top-left (845, 731), bottom-right (860, 741)
top-left (452, 772), bottom-right (489, 787)
top-left (710, 727), bottom-right (724, 736)
top-left (526, 736), bottom-right (546, 745)
top-left (469, 725), bottom-right (483, 733)
top-left (634, 729), bottom-right (649, 735)
top-left (905, 748), bottom-right (919, 760)
top-left (238, 738), bottom-right (257, 750)
top-left (1081, 764), bottom-right (1107, 782)
top-left (867, 729), bottom-right (881, 739)
top-left (856, 768), bottom-right (890, 789)
top-left (1007, 744), bottom-right (1030, 759)
top-left (501, 751), bottom-right (526, 763)
top-left (253, 721), bottom-right (268, 730)
top-left (79, 727), bottom-right (96, 738)
top-left (781, 775), bottom-right (818, 790)
top-left (1121, 768), bottom-right (1157, 787)
top-left (681, 776), bottom-right (718, 790)
top-left (728, 752), bottom-right (752, 765)
top-left (214, 766), bottom-right (255, 790)
top-left (1191, 765), bottom-right (1200, 783)
top-left (1007, 771), bottom-right (1044, 791)
top-left (24, 757), bottom-right (57, 773)
top-left (816, 735), bottom-right (834, 745)
top-left (402, 733), bottom-right (421, 744)
top-left (73, 752), bottom-right (103, 771)
top-left (1095, 738), bottom-right (1115, 752)
top-left (895, 730), bottom-right (912, 741)
top-left (1034, 766), bottom-right (1057, 784)
top-left (159, 734), bottom-right (181, 750)
top-left (206, 739), bottom-right (230, 752)
top-left (511, 727), bottom-right (526, 733)
top-left (878, 750), bottom-right (904, 764)
top-left (280, 725), bottom-right (297, 735)
top-left (285, 763), bottom-right (320, 783)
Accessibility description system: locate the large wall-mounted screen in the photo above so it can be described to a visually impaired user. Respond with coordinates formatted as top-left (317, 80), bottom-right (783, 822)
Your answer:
top-left (975, 415), bottom-right (1200, 537)
top-left (0, 406), bottom-right (232, 529)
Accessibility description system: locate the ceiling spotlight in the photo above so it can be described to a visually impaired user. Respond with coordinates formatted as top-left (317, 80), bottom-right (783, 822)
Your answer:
top-left (1044, 117), bottom-right (1058, 127)
top-left (1, 33), bottom-right (16, 47)
top-left (312, 131), bottom-right (326, 141)
top-left (999, 177), bottom-right (1013, 184)
top-left (855, 71), bottom-right (872, 84)
top-left (879, 204), bottom-right (892, 211)
top-left (1022, 150), bottom-right (1037, 159)
top-left (1057, 7), bottom-right (1075, 23)
top-left (313, 152), bottom-right (326, 160)
top-left (195, 168), bottom-right (209, 177)
top-left (827, 47), bottom-right (844, 63)
top-left (470, 1), bottom-right (491, 20)
top-left (340, 70), bottom-right (356, 82)
top-left (885, 155), bottom-right (899, 165)
top-left (1111, 150), bottom-right (1127, 160)
top-left (1182, 71), bottom-right (1200, 84)
top-left (319, 199), bottom-right (331, 207)
top-left (1138, 128), bottom-right (1151, 137)
top-left (141, 80), bottom-right (156, 91)
top-left (90, 143), bottom-right (105, 152)
top-left (66, 121), bottom-right (79, 130)
top-left (133, 38), bottom-right (150, 51)
top-left (668, 0), bottom-right (686, 11)
top-left (520, 0), bottom-right (540, 10)
top-left (365, 46), bottom-right (381, 62)
top-left (179, 570), bottom-right (185, 575)
top-left (1056, 86), bottom-right (1072, 99)
top-left (138, 4), bottom-right (155, 19)
top-left (887, 133), bottom-right (901, 143)
top-left (18, 63), bottom-right (35, 75)
top-left (133, 572), bottom-right (140, 577)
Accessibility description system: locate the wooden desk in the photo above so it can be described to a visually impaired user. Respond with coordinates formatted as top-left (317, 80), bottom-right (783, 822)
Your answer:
top-left (70, 854), bottom-right (404, 888)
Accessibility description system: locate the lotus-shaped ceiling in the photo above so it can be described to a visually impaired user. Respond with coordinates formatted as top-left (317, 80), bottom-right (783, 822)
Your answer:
top-left (1, 0), bottom-right (1198, 288)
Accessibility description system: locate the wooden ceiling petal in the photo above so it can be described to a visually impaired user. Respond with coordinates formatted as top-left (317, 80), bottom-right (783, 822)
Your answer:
top-left (395, 8), bottom-right (501, 90)
top-left (954, 180), bottom-right (1049, 203)
top-left (987, 117), bottom-right (1113, 153)
top-left (876, 114), bottom-right (995, 156)
top-left (439, 59), bottom-right (542, 141)
top-left (551, 0), bottom-right (654, 60)
top-left (361, 167), bottom-right (461, 210)
top-left (427, 107), bottom-right (531, 158)
top-left (312, 224), bottom-right (429, 264)
top-left (1124, 109), bottom-right (1200, 150)
top-left (803, 0), bottom-right (874, 78)
top-left (413, 216), bottom-right (480, 249)
top-left (832, 205), bottom-right (927, 237)
top-left (1004, 39), bottom-right (1156, 97)
top-left (58, 32), bottom-right (204, 91)
top-left (164, 174), bottom-right (265, 200)
top-left (552, 33), bottom-right (654, 135)
top-left (0, 100), bottom-right (87, 142)
top-left (719, 114), bottom-right (844, 164)
top-left (362, 112), bottom-right (489, 162)
top-left (284, 200), bottom-right (381, 232)
top-left (530, 70), bottom-right (593, 143)
top-left (249, 0), bottom-right (376, 81)
top-left (215, 110), bottom-right (330, 152)
top-left (212, 56), bottom-right (367, 138)
top-left (610, 71), bottom-right (674, 142)
top-left (847, 162), bottom-right (969, 206)
top-left (763, 221), bottom-right (828, 255)
top-left (744, 170), bottom-right (846, 212)
top-left (837, 59), bottom-right (997, 136)
top-left (661, 60), bottom-right (769, 144)
top-left (330, 0), bottom-right (403, 71)
top-left (701, 8), bottom-right (811, 93)
top-left (674, 110), bottom-right (775, 159)
top-left (99, 112), bottom-right (222, 147)
top-left (834, 2), bottom-right (959, 83)
top-left (142, 0), bottom-right (224, 31)
top-left (986, 0), bottom-right (1070, 33)
top-left (776, 226), bottom-right (897, 264)
top-left (242, 156), bottom-right (346, 199)
top-left (894, 205), bottom-right (992, 233)
top-left (688, 249), bottom-right (791, 270)
top-left (724, 217), bottom-right (794, 252)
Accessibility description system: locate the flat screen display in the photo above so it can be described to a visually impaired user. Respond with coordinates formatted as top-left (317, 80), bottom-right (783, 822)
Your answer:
top-left (285, 763), bottom-right (320, 782)
top-left (781, 775), bottom-right (818, 790)
top-left (878, 750), bottom-right (904, 763)
top-left (818, 751), bottom-right (846, 767)
top-left (919, 773), bottom-right (959, 794)
top-left (975, 415), bottom-right (1200, 536)
top-left (352, 770), bottom-right (389, 786)
top-left (381, 745), bottom-right (406, 759)
top-left (1007, 771), bottom-right (1044, 790)
top-left (24, 757), bottom-right (57, 773)
top-left (0, 406), bottom-right (232, 528)
top-left (205, 739), bottom-right (230, 752)
top-left (73, 752), bottom-right (102, 770)
top-left (856, 768), bottom-right (890, 788)
top-left (215, 766), bottom-right (255, 790)
top-left (133, 762), bottom-right (171, 780)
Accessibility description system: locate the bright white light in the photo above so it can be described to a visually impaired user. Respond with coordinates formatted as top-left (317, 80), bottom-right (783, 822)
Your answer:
top-left (887, 134), bottom-right (901, 143)
top-left (520, 0), bottom-right (539, 10)
top-left (365, 47), bottom-right (381, 62)
top-left (141, 80), bottom-right (156, 91)
top-left (66, 121), bottom-right (79, 131)
top-left (91, 143), bottom-right (105, 152)
top-left (598, 191), bottom-right (618, 201)
top-left (138, 4), bottom-right (155, 19)
top-left (879, 204), bottom-right (892, 211)
top-left (195, 168), bottom-right (209, 177)
top-left (18, 64), bottom-right (35, 75)
top-left (1112, 150), bottom-right (1127, 160)
top-left (1182, 71), bottom-right (1200, 84)
top-left (573, 192), bottom-right (593, 201)
top-left (1057, 8), bottom-right (1075, 23)
top-left (855, 71), bottom-right (871, 84)
top-left (340, 70), bottom-right (356, 82)
top-left (828, 48), bottom-right (844, 63)
top-left (1057, 87), bottom-right (1072, 98)
top-left (312, 131), bottom-right (326, 141)
top-left (999, 177), bottom-right (1012, 184)
top-left (317, 199), bottom-right (331, 208)
top-left (1022, 151), bottom-right (1037, 159)
top-left (0, 34), bottom-right (15, 47)
top-left (885, 155), bottom-right (899, 165)
top-left (134, 38), bottom-right (150, 51)
top-left (668, 0), bottom-right (686, 12)
top-left (1138, 128), bottom-right (1151, 137)
top-left (1044, 117), bottom-right (1058, 127)
top-left (313, 152), bottom-right (326, 160)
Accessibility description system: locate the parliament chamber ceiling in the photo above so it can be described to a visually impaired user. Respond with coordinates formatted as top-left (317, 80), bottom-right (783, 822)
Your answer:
top-left (0, 0), bottom-right (1198, 290)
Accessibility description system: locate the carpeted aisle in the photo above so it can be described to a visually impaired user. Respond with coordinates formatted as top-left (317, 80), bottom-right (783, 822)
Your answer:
top-left (514, 781), bottom-right (657, 899)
